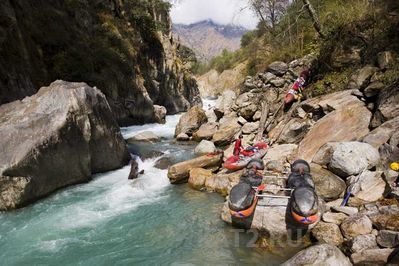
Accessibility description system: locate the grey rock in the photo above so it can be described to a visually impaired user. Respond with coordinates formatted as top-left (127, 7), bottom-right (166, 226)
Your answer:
top-left (126, 131), bottom-right (160, 143)
top-left (348, 66), bottom-right (379, 90)
top-left (377, 230), bottom-right (399, 248)
top-left (192, 122), bottom-right (219, 141)
top-left (332, 206), bottom-right (359, 216)
top-left (341, 214), bottom-right (373, 239)
top-left (252, 111), bottom-right (262, 121)
top-left (153, 105), bottom-right (167, 124)
top-left (323, 212), bottom-right (348, 225)
top-left (269, 77), bottom-right (286, 87)
top-left (214, 90), bottom-right (236, 116)
top-left (128, 160), bottom-right (139, 180)
top-left (371, 81), bottom-right (399, 127)
top-left (278, 118), bottom-right (311, 144)
top-left (311, 222), bottom-right (344, 246)
top-left (237, 116), bottom-right (248, 125)
top-left (351, 248), bottom-right (394, 265)
top-left (194, 140), bottom-right (216, 156)
top-left (349, 234), bottom-right (378, 253)
top-left (212, 117), bottom-right (241, 146)
top-left (282, 244), bottom-right (352, 266)
top-left (363, 82), bottom-right (385, 98)
top-left (311, 164), bottom-right (346, 201)
top-left (347, 170), bottom-right (386, 203)
top-left (267, 61), bottom-right (288, 76)
top-left (175, 106), bottom-right (207, 137)
top-left (242, 122), bottom-right (260, 134)
top-left (328, 142), bottom-right (380, 177)
top-left (176, 133), bottom-right (190, 141)
top-left (0, 81), bottom-right (130, 210)
top-left (363, 117), bottom-right (399, 148)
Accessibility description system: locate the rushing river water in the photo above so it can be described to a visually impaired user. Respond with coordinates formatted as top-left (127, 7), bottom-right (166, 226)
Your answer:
top-left (0, 100), bottom-right (294, 265)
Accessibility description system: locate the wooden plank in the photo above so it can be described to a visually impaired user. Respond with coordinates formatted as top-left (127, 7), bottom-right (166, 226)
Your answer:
top-left (255, 101), bottom-right (269, 142)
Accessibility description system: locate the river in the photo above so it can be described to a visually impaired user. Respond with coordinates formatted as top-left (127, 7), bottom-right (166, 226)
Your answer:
top-left (0, 99), bottom-right (292, 265)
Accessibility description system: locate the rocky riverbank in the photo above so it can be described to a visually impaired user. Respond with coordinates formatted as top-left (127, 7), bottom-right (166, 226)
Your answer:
top-left (167, 53), bottom-right (399, 264)
top-left (0, 81), bottom-right (130, 210)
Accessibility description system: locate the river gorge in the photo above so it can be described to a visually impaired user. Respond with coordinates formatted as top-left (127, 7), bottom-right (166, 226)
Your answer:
top-left (0, 100), bottom-right (297, 265)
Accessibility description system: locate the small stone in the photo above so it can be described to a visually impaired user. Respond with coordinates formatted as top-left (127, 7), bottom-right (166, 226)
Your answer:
top-left (332, 206), bottom-right (359, 216)
top-left (176, 133), bottom-right (190, 141)
top-left (237, 116), bottom-right (247, 125)
top-left (252, 111), bottom-right (262, 121)
top-left (322, 212), bottom-right (348, 225)
top-left (242, 122), bottom-right (260, 134)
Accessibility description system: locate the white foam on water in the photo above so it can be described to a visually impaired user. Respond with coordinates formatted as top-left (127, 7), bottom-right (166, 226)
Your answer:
top-left (52, 156), bottom-right (170, 230)
top-left (121, 114), bottom-right (181, 139)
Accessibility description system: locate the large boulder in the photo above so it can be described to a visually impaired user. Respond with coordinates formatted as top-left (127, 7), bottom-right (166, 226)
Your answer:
top-left (347, 170), bottom-right (386, 203)
top-left (175, 106), bottom-right (207, 137)
top-left (0, 81), bottom-right (130, 210)
top-left (242, 122), bottom-right (259, 134)
top-left (282, 244), bottom-right (352, 266)
top-left (126, 131), bottom-right (160, 143)
top-left (212, 117), bottom-right (241, 146)
top-left (351, 248), bottom-right (394, 265)
top-left (267, 61), bottom-right (288, 76)
top-left (167, 153), bottom-right (223, 184)
top-left (205, 170), bottom-right (242, 196)
top-left (188, 168), bottom-right (213, 190)
top-left (194, 140), bottom-right (217, 156)
top-left (363, 117), bottom-right (399, 148)
top-left (263, 144), bottom-right (297, 172)
top-left (349, 234), bottom-right (378, 253)
top-left (328, 142), bottom-right (380, 177)
top-left (377, 230), bottom-right (399, 248)
top-left (192, 122), bottom-right (219, 141)
top-left (348, 65), bottom-right (379, 90)
top-left (371, 81), bottom-right (399, 127)
top-left (311, 222), bottom-right (344, 246)
top-left (341, 214), bottom-right (373, 239)
top-left (298, 93), bottom-right (371, 162)
top-left (214, 90), bottom-right (236, 117)
top-left (311, 164), bottom-right (346, 201)
top-left (153, 105), bottom-right (167, 124)
top-left (278, 118), bottom-right (312, 144)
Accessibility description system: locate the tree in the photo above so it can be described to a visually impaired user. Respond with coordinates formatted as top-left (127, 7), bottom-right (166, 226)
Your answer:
top-left (249, 0), bottom-right (289, 32)
top-left (301, 0), bottom-right (325, 38)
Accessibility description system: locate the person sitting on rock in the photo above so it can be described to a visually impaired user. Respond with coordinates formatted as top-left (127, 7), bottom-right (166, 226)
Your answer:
top-left (284, 70), bottom-right (310, 112)
top-left (233, 135), bottom-right (243, 156)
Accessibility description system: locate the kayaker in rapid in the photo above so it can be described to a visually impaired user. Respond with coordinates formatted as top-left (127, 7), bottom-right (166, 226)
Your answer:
top-left (233, 134), bottom-right (243, 156)
top-left (284, 70), bottom-right (310, 112)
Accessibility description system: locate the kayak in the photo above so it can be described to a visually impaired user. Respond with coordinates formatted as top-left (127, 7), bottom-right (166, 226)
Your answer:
top-left (224, 142), bottom-right (268, 171)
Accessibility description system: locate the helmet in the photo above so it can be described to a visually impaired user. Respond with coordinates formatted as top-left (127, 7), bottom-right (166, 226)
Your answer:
top-left (246, 158), bottom-right (265, 170)
top-left (391, 162), bottom-right (399, 171)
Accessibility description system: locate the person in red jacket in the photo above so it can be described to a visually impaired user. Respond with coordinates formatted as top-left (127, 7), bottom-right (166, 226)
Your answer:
top-left (233, 135), bottom-right (243, 156)
top-left (284, 70), bottom-right (310, 112)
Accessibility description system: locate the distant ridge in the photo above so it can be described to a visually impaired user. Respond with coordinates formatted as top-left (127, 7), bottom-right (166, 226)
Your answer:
top-left (173, 20), bottom-right (248, 62)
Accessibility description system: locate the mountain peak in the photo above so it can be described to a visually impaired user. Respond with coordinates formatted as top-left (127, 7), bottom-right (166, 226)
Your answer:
top-left (173, 20), bottom-right (248, 62)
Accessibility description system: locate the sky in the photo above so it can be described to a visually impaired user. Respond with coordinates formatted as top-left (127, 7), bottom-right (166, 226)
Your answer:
top-left (169, 0), bottom-right (258, 29)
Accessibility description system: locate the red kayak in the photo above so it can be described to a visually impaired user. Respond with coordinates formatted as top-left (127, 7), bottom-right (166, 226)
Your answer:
top-left (224, 142), bottom-right (268, 171)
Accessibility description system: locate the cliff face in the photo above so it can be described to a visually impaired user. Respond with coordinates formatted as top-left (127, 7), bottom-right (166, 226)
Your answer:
top-left (0, 0), bottom-right (201, 126)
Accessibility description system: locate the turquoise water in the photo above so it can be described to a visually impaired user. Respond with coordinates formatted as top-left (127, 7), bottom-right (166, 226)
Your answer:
top-left (0, 110), bottom-right (293, 265)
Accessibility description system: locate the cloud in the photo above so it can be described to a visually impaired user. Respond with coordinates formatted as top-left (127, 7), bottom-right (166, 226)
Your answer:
top-left (170, 0), bottom-right (258, 29)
